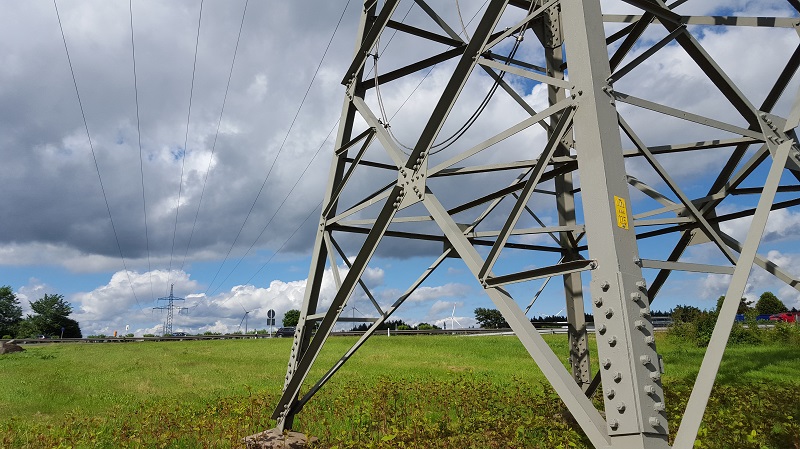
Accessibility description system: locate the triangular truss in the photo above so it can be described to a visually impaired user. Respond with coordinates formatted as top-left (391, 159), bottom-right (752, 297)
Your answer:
top-left (268, 1), bottom-right (800, 448)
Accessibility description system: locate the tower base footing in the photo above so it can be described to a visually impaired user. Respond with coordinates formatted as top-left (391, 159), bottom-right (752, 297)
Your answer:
top-left (243, 429), bottom-right (317, 449)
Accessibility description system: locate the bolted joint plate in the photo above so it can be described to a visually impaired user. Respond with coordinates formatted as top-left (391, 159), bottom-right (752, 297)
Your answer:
top-left (590, 274), bottom-right (668, 436)
top-left (396, 155), bottom-right (428, 210)
top-left (543, 3), bottom-right (564, 48)
top-left (758, 111), bottom-right (800, 172)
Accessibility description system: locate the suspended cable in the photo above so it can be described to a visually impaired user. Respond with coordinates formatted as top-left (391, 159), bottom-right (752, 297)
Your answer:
top-left (128, 0), bottom-right (154, 303)
top-left (207, 0), bottom-right (413, 296)
top-left (375, 0), bottom-right (502, 155)
top-left (180, 0), bottom-right (250, 274)
top-left (203, 0), bottom-right (353, 294)
top-left (207, 119), bottom-right (340, 297)
top-left (209, 0), bottom-right (493, 296)
top-left (243, 201), bottom-right (323, 287)
top-left (53, 0), bottom-right (143, 310)
top-left (167, 0), bottom-right (204, 293)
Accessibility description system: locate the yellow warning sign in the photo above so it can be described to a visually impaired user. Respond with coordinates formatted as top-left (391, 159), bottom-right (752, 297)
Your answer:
top-left (614, 196), bottom-right (629, 229)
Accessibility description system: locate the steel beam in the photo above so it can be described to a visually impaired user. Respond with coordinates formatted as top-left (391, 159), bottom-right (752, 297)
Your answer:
top-left (266, 1), bottom-right (800, 448)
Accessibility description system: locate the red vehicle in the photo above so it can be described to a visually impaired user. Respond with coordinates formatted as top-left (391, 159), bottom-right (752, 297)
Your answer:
top-left (769, 312), bottom-right (800, 323)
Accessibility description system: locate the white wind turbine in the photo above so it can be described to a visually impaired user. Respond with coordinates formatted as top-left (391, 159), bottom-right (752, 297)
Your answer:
top-left (449, 303), bottom-right (462, 330)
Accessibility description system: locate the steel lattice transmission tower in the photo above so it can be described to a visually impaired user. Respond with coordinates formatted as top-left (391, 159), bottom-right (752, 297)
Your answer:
top-left (264, 1), bottom-right (800, 448)
top-left (153, 284), bottom-right (187, 336)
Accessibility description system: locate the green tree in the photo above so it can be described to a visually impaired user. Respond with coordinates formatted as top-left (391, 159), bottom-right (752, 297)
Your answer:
top-left (474, 308), bottom-right (508, 329)
top-left (715, 296), bottom-right (752, 314)
top-left (671, 305), bottom-right (703, 323)
top-left (755, 291), bottom-right (788, 315)
top-left (0, 285), bottom-right (22, 337)
top-left (20, 294), bottom-right (82, 338)
top-left (283, 309), bottom-right (301, 327)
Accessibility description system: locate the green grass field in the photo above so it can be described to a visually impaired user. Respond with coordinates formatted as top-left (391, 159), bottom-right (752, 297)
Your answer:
top-left (2, 335), bottom-right (799, 448)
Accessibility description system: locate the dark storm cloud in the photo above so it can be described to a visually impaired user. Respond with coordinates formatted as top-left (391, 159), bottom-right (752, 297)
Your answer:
top-left (0, 0), bottom-right (362, 269)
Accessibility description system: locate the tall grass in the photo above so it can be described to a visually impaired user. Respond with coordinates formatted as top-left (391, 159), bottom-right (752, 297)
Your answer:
top-left (2, 335), bottom-right (799, 448)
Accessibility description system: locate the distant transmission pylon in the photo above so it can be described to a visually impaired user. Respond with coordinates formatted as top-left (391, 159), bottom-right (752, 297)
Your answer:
top-left (260, 1), bottom-right (800, 448)
top-left (153, 284), bottom-right (187, 336)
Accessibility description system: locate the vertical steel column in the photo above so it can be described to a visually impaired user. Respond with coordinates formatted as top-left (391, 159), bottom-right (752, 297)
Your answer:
top-left (538, 4), bottom-right (592, 389)
top-left (560, 1), bottom-right (669, 447)
top-left (274, 0), bottom-right (374, 431)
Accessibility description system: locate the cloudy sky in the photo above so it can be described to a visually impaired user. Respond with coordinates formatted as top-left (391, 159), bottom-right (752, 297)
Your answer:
top-left (1, 0), bottom-right (799, 336)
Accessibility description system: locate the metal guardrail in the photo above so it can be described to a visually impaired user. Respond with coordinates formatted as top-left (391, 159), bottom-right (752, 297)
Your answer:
top-left (2, 321), bottom-right (672, 344)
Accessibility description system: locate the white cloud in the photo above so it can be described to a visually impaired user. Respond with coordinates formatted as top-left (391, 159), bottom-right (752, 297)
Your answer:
top-left (407, 283), bottom-right (471, 303)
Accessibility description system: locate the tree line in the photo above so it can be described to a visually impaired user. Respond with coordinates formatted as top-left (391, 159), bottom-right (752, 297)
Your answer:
top-left (472, 291), bottom-right (793, 329)
top-left (0, 285), bottom-right (82, 339)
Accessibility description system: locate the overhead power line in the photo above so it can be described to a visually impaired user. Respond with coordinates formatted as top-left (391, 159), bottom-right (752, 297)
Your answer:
top-left (180, 0), bottom-right (251, 275)
top-left (203, 0), bottom-right (354, 295)
top-left (53, 0), bottom-right (143, 310)
top-left (128, 0), bottom-right (155, 303)
top-left (167, 0), bottom-right (204, 294)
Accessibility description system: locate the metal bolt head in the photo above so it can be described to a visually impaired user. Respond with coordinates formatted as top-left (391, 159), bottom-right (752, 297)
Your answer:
top-left (602, 358), bottom-right (611, 369)
top-left (645, 335), bottom-right (655, 345)
top-left (644, 385), bottom-right (656, 395)
top-left (630, 292), bottom-right (641, 302)
top-left (594, 297), bottom-right (603, 307)
top-left (600, 281), bottom-right (610, 291)
top-left (605, 308), bottom-right (614, 318)
top-left (634, 320), bottom-right (644, 329)
top-left (613, 372), bottom-right (623, 382)
top-left (598, 324), bottom-right (607, 335)
top-left (609, 419), bottom-right (619, 430)
top-left (650, 372), bottom-right (661, 382)
top-left (606, 389), bottom-right (615, 399)
top-left (640, 355), bottom-right (651, 365)
top-left (608, 336), bottom-right (617, 347)
top-left (636, 280), bottom-right (647, 289)
top-left (654, 402), bottom-right (665, 412)
top-left (617, 402), bottom-right (626, 413)
top-left (649, 417), bottom-right (660, 427)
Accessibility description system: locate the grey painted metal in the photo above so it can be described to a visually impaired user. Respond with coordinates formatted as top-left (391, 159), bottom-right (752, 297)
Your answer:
top-left (673, 141), bottom-right (793, 449)
top-left (267, 1), bottom-right (800, 448)
top-left (560, 0), bottom-right (667, 444)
